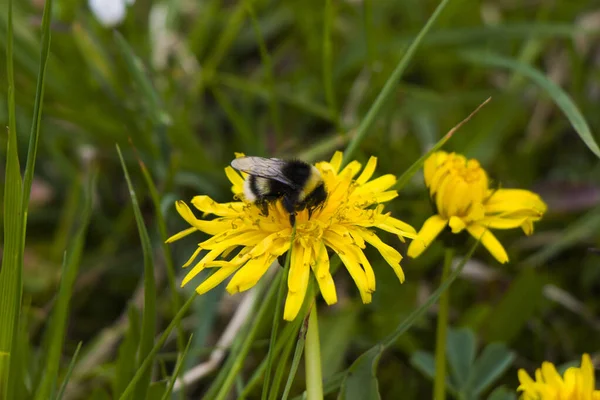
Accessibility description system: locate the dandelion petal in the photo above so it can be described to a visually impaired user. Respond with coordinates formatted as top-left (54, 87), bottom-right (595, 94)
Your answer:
top-left (195, 266), bottom-right (239, 294)
top-left (407, 215), bottom-right (448, 259)
top-left (466, 224), bottom-right (509, 264)
top-left (284, 244), bottom-right (310, 320)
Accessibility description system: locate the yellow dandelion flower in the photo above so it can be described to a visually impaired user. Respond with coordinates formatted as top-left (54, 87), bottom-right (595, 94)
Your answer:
top-left (517, 354), bottom-right (600, 400)
top-left (407, 151), bottom-right (547, 263)
top-left (167, 152), bottom-right (416, 321)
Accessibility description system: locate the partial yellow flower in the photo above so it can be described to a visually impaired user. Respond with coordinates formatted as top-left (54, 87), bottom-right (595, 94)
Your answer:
top-left (518, 354), bottom-right (600, 400)
top-left (407, 151), bottom-right (547, 263)
top-left (167, 152), bottom-right (416, 321)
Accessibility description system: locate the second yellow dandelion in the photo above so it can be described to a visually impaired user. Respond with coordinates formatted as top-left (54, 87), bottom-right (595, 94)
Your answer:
top-left (407, 151), bottom-right (547, 263)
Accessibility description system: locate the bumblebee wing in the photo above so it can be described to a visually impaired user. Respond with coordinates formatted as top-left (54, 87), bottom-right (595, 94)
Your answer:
top-left (231, 157), bottom-right (296, 187)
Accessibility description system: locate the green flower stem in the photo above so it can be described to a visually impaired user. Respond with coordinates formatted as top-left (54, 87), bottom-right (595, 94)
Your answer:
top-left (434, 247), bottom-right (454, 400)
top-left (305, 305), bottom-right (323, 400)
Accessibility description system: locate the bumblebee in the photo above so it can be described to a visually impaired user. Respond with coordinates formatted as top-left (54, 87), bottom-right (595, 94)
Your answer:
top-left (231, 156), bottom-right (327, 226)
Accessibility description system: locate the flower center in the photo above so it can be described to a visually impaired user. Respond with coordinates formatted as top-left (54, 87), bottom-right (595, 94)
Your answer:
top-left (432, 154), bottom-right (488, 220)
top-left (294, 219), bottom-right (325, 247)
top-left (450, 158), bottom-right (485, 185)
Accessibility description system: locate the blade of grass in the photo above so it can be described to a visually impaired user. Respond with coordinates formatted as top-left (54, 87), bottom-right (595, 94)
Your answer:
top-left (212, 273), bottom-right (282, 400)
top-left (2, 0), bottom-right (52, 392)
top-left (212, 87), bottom-right (257, 152)
top-left (385, 241), bottom-right (477, 346)
top-left (323, 0), bottom-right (338, 128)
top-left (460, 50), bottom-right (600, 159)
top-left (35, 171), bottom-right (95, 400)
top-left (363, 0), bottom-right (375, 68)
top-left (336, 239), bottom-right (481, 398)
top-left (245, 1), bottom-right (282, 139)
top-left (50, 179), bottom-right (83, 262)
top-left (21, 0), bottom-right (53, 219)
top-left (113, 32), bottom-right (169, 126)
top-left (289, 373), bottom-right (345, 400)
top-left (116, 145), bottom-right (157, 400)
top-left (395, 97), bottom-right (492, 191)
top-left (268, 318), bottom-right (301, 400)
top-left (237, 314), bottom-right (303, 399)
top-left (114, 33), bottom-right (171, 161)
top-left (160, 335), bottom-right (193, 400)
top-left (262, 230), bottom-right (295, 400)
top-left (0, 0), bottom-right (23, 393)
top-left (113, 305), bottom-right (141, 399)
top-left (6, 300), bottom-right (33, 400)
top-left (55, 342), bottom-right (83, 400)
top-left (133, 144), bottom-right (186, 358)
top-left (118, 293), bottom-right (198, 400)
top-left (342, 0), bottom-right (454, 166)
top-left (195, 0), bottom-right (248, 91)
top-left (214, 72), bottom-right (334, 122)
top-left (201, 326), bottom-right (248, 400)
top-left (280, 308), bottom-right (310, 400)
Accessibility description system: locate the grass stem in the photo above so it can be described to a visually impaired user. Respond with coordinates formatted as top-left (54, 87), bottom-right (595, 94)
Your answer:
top-left (433, 247), bottom-right (454, 400)
top-left (305, 305), bottom-right (323, 400)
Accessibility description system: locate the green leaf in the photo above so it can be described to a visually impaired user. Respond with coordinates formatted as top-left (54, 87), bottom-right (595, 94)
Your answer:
top-left (320, 308), bottom-right (358, 379)
top-left (342, 0), bottom-right (454, 165)
top-left (239, 294), bottom-right (306, 399)
top-left (113, 33), bottom-right (171, 165)
top-left (338, 240), bottom-right (480, 398)
top-left (482, 268), bottom-right (545, 343)
top-left (135, 151), bottom-right (186, 357)
top-left (1, 0), bottom-right (52, 393)
top-left (410, 351), bottom-right (435, 380)
top-left (468, 343), bottom-right (515, 396)
top-left (410, 351), bottom-right (457, 394)
top-left (211, 275), bottom-right (282, 400)
top-left (461, 50), bottom-right (600, 159)
top-left (0, 0), bottom-right (23, 393)
top-left (278, 315), bottom-right (307, 400)
top-left (446, 327), bottom-right (476, 390)
top-left (113, 305), bottom-right (141, 399)
top-left (146, 381), bottom-right (167, 400)
top-left (5, 301), bottom-right (32, 400)
top-left (263, 232), bottom-right (294, 400)
top-left (21, 0), bottom-right (53, 215)
top-left (487, 386), bottom-right (517, 400)
top-left (118, 293), bottom-right (198, 400)
top-left (55, 342), bottom-right (83, 400)
top-left (322, 0), bottom-right (338, 127)
top-left (113, 32), bottom-right (171, 128)
top-left (395, 97), bottom-right (491, 191)
top-left (338, 345), bottom-right (384, 400)
top-left (199, 0), bottom-right (247, 85)
top-left (214, 72), bottom-right (333, 122)
top-left (245, 1), bottom-right (282, 138)
top-left (160, 335), bottom-right (193, 400)
top-left (211, 87), bottom-right (256, 152)
top-left (116, 145), bottom-right (157, 400)
top-left (35, 172), bottom-right (95, 400)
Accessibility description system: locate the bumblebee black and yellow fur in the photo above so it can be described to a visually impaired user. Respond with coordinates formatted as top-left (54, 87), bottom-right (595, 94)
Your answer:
top-left (231, 157), bottom-right (327, 226)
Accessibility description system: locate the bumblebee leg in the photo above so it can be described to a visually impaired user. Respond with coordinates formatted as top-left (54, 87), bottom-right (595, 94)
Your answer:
top-left (256, 200), bottom-right (269, 217)
top-left (282, 195), bottom-right (297, 227)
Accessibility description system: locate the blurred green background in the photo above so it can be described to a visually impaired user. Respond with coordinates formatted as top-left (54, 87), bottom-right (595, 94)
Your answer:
top-left (1, 0), bottom-right (600, 398)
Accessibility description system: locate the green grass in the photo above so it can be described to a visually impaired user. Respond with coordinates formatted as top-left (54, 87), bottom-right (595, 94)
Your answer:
top-left (2, 0), bottom-right (600, 398)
